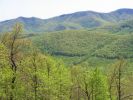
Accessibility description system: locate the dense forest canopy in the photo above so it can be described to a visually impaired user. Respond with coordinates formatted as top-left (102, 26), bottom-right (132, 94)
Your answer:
top-left (0, 7), bottom-right (133, 100)
top-left (0, 23), bottom-right (133, 100)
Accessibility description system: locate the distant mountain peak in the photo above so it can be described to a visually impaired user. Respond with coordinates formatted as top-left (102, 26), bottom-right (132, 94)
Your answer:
top-left (17, 16), bottom-right (25, 19)
top-left (113, 8), bottom-right (133, 14)
top-left (16, 16), bottom-right (42, 20)
top-left (0, 8), bottom-right (133, 33)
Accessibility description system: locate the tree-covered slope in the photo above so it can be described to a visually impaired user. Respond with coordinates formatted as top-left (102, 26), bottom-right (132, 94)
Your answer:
top-left (0, 17), bottom-right (46, 33)
top-left (34, 29), bottom-right (133, 60)
top-left (0, 8), bottom-right (133, 33)
top-left (104, 20), bottom-right (133, 34)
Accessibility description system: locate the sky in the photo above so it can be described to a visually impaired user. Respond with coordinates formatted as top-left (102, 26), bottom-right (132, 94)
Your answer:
top-left (0, 0), bottom-right (133, 21)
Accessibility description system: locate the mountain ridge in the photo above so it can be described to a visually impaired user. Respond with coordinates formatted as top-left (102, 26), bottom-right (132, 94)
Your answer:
top-left (0, 8), bottom-right (133, 33)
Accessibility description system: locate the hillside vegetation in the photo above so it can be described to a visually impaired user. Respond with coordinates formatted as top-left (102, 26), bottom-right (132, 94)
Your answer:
top-left (34, 30), bottom-right (133, 58)
top-left (0, 24), bottom-right (133, 100)
top-left (0, 8), bottom-right (133, 33)
top-left (1, 8), bottom-right (133, 100)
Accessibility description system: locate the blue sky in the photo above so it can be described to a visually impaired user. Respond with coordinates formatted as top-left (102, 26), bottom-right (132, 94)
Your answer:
top-left (0, 0), bottom-right (133, 21)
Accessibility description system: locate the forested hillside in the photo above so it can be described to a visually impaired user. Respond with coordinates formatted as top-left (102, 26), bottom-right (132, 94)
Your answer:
top-left (0, 23), bottom-right (133, 100)
top-left (32, 29), bottom-right (133, 65)
top-left (0, 8), bottom-right (133, 100)
top-left (0, 8), bottom-right (133, 33)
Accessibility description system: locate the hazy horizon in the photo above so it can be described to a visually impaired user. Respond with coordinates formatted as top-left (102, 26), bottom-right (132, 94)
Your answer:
top-left (1, 0), bottom-right (133, 21)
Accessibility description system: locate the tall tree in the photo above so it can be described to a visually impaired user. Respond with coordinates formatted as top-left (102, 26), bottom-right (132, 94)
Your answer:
top-left (0, 43), bottom-right (12, 99)
top-left (90, 68), bottom-right (109, 100)
top-left (1, 23), bottom-right (25, 100)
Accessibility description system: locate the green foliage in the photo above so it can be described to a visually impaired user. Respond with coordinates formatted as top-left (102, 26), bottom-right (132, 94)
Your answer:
top-left (1, 11), bottom-right (133, 99)
top-left (0, 43), bottom-right (13, 99)
top-left (104, 19), bottom-right (133, 34)
top-left (36, 30), bottom-right (115, 55)
top-left (90, 68), bottom-right (109, 100)
top-left (0, 8), bottom-right (133, 33)
top-left (33, 29), bottom-right (133, 66)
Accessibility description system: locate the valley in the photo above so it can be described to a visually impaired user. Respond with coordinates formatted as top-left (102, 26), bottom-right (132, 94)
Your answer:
top-left (0, 8), bottom-right (133, 100)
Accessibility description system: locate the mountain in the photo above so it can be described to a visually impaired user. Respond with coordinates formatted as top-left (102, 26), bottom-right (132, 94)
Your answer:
top-left (0, 17), bottom-right (45, 33)
top-left (34, 29), bottom-right (133, 58)
top-left (0, 8), bottom-right (133, 33)
top-left (104, 19), bottom-right (133, 34)
top-left (32, 29), bottom-right (133, 65)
